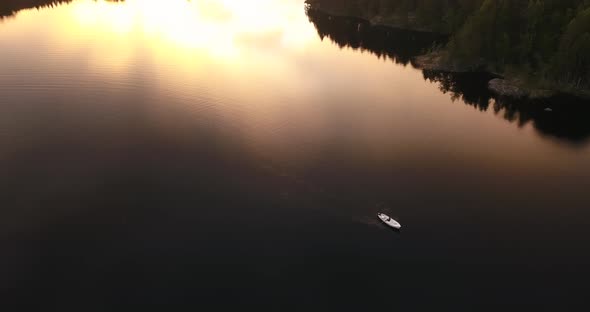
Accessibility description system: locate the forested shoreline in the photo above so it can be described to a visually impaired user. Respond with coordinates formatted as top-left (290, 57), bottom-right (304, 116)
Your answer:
top-left (306, 0), bottom-right (590, 97)
top-left (0, 0), bottom-right (72, 18)
top-left (307, 8), bottom-right (590, 143)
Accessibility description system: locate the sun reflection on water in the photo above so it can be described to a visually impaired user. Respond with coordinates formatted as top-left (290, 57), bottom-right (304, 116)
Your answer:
top-left (63, 0), bottom-right (313, 60)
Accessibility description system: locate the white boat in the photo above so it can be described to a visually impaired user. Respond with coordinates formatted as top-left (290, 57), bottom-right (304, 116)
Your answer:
top-left (378, 213), bottom-right (401, 229)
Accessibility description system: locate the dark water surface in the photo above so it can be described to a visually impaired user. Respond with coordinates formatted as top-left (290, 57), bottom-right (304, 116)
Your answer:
top-left (1, 1), bottom-right (590, 310)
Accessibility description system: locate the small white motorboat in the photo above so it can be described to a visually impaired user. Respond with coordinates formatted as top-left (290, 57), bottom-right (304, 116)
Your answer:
top-left (377, 213), bottom-right (401, 229)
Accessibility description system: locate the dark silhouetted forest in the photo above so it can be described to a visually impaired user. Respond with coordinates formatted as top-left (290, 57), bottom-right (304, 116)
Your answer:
top-left (0, 0), bottom-right (122, 18)
top-left (307, 0), bottom-right (590, 92)
top-left (0, 0), bottom-right (72, 18)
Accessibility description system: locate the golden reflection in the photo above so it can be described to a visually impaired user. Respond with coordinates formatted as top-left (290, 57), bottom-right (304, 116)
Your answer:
top-left (63, 0), bottom-right (313, 59)
top-left (1, 0), bottom-right (588, 173)
top-left (1, 0), bottom-right (319, 79)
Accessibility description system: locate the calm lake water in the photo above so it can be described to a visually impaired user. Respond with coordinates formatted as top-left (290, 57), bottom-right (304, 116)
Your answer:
top-left (1, 0), bottom-right (590, 310)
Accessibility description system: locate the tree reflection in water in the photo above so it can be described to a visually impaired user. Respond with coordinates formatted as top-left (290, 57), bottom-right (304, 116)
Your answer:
top-left (307, 8), bottom-right (590, 145)
top-left (306, 7), bottom-right (446, 66)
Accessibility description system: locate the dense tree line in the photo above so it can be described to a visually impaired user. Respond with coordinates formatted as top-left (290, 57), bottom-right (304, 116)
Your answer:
top-left (306, 0), bottom-right (483, 33)
top-left (0, 0), bottom-right (72, 17)
top-left (307, 0), bottom-right (590, 91)
top-left (0, 0), bottom-right (123, 18)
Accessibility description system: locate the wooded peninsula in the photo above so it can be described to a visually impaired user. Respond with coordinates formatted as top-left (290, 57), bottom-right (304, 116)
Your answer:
top-left (306, 0), bottom-right (590, 98)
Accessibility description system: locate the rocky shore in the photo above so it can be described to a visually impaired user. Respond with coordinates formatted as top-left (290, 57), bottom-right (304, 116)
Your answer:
top-left (414, 53), bottom-right (582, 100)
top-left (487, 78), bottom-right (558, 99)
